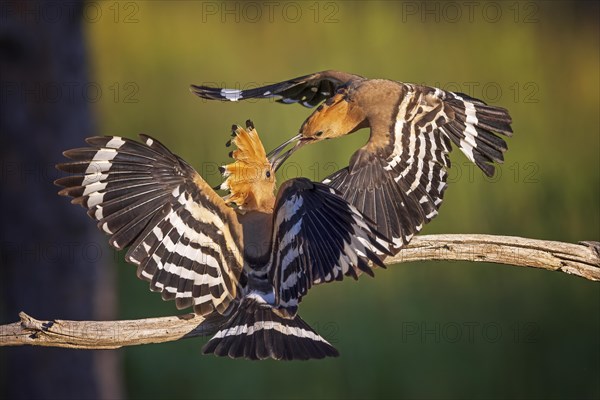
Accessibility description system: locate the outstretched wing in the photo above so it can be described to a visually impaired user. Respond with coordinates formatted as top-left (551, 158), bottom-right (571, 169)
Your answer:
top-left (324, 83), bottom-right (513, 250)
top-left (56, 135), bottom-right (244, 316)
top-left (267, 178), bottom-right (393, 317)
top-left (190, 70), bottom-right (363, 108)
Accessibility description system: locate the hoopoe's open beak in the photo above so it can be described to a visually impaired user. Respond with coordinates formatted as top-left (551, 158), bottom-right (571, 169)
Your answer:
top-left (267, 134), bottom-right (309, 172)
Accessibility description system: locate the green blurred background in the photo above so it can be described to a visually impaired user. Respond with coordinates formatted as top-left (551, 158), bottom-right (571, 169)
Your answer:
top-left (77, 1), bottom-right (600, 398)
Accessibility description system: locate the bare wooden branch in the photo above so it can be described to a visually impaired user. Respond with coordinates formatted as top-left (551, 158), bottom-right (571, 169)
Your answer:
top-left (388, 234), bottom-right (600, 281)
top-left (0, 312), bottom-right (225, 349)
top-left (1, 234), bottom-right (598, 349)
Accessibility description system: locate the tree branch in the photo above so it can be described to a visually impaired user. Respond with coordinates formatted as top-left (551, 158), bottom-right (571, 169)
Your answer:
top-left (386, 234), bottom-right (600, 281)
top-left (1, 234), bottom-right (598, 349)
top-left (0, 312), bottom-right (225, 349)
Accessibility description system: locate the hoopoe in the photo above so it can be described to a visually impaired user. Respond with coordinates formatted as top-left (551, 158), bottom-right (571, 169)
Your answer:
top-left (55, 120), bottom-right (393, 360)
top-left (191, 70), bottom-right (513, 251)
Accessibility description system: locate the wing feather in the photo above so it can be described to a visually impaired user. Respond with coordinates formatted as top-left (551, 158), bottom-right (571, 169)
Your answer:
top-left (324, 83), bottom-right (513, 252)
top-left (266, 178), bottom-right (393, 317)
top-left (191, 70), bottom-right (363, 108)
top-left (56, 135), bottom-right (244, 316)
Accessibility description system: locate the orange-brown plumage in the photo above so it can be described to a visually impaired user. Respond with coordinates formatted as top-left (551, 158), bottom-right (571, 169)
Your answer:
top-left (220, 121), bottom-right (275, 213)
top-left (300, 93), bottom-right (367, 140)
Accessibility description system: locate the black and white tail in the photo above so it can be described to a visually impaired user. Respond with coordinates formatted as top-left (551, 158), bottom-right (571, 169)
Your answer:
top-left (203, 296), bottom-right (339, 360)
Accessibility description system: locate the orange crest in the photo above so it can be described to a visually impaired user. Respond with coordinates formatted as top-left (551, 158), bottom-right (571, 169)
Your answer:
top-left (220, 121), bottom-right (275, 211)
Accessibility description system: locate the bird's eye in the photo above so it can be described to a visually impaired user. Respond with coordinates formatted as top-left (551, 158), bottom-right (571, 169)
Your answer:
top-left (315, 131), bottom-right (324, 137)
top-left (266, 171), bottom-right (271, 178)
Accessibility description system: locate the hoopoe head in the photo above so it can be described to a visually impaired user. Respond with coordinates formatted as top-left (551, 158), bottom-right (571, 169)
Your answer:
top-left (219, 120), bottom-right (276, 213)
top-left (267, 89), bottom-right (367, 171)
top-left (300, 91), bottom-right (367, 141)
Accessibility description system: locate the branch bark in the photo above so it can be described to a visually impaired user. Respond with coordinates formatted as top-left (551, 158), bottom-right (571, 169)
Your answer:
top-left (1, 234), bottom-right (598, 350)
top-left (386, 234), bottom-right (600, 281)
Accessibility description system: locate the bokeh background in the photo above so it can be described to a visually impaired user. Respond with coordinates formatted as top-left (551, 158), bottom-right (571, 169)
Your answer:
top-left (1, 1), bottom-right (599, 399)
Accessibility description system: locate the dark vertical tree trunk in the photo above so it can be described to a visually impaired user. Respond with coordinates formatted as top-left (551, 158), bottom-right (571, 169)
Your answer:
top-left (0, 1), bottom-right (122, 398)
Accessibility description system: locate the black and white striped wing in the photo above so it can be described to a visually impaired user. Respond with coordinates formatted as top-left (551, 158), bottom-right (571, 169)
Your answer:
top-left (267, 178), bottom-right (393, 317)
top-left (432, 87), bottom-right (513, 175)
top-left (323, 149), bottom-right (429, 250)
top-left (190, 70), bottom-right (363, 108)
top-left (56, 135), bottom-right (244, 316)
top-left (387, 85), bottom-right (513, 219)
top-left (324, 84), bottom-right (513, 250)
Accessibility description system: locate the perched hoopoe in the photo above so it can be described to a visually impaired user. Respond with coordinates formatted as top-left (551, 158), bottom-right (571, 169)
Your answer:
top-left (55, 120), bottom-right (393, 360)
top-left (191, 70), bottom-right (514, 250)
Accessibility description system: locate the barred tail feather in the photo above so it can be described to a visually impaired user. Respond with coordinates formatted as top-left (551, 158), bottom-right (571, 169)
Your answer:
top-left (202, 296), bottom-right (339, 360)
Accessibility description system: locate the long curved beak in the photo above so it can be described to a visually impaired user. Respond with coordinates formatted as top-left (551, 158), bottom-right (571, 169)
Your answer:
top-left (267, 134), bottom-right (308, 172)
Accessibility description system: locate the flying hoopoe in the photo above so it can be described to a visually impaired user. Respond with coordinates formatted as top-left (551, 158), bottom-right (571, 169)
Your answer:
top-left (55, 120), bottom-right (393, 360)
top-left (191, 70), bottom-right (514, 250)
